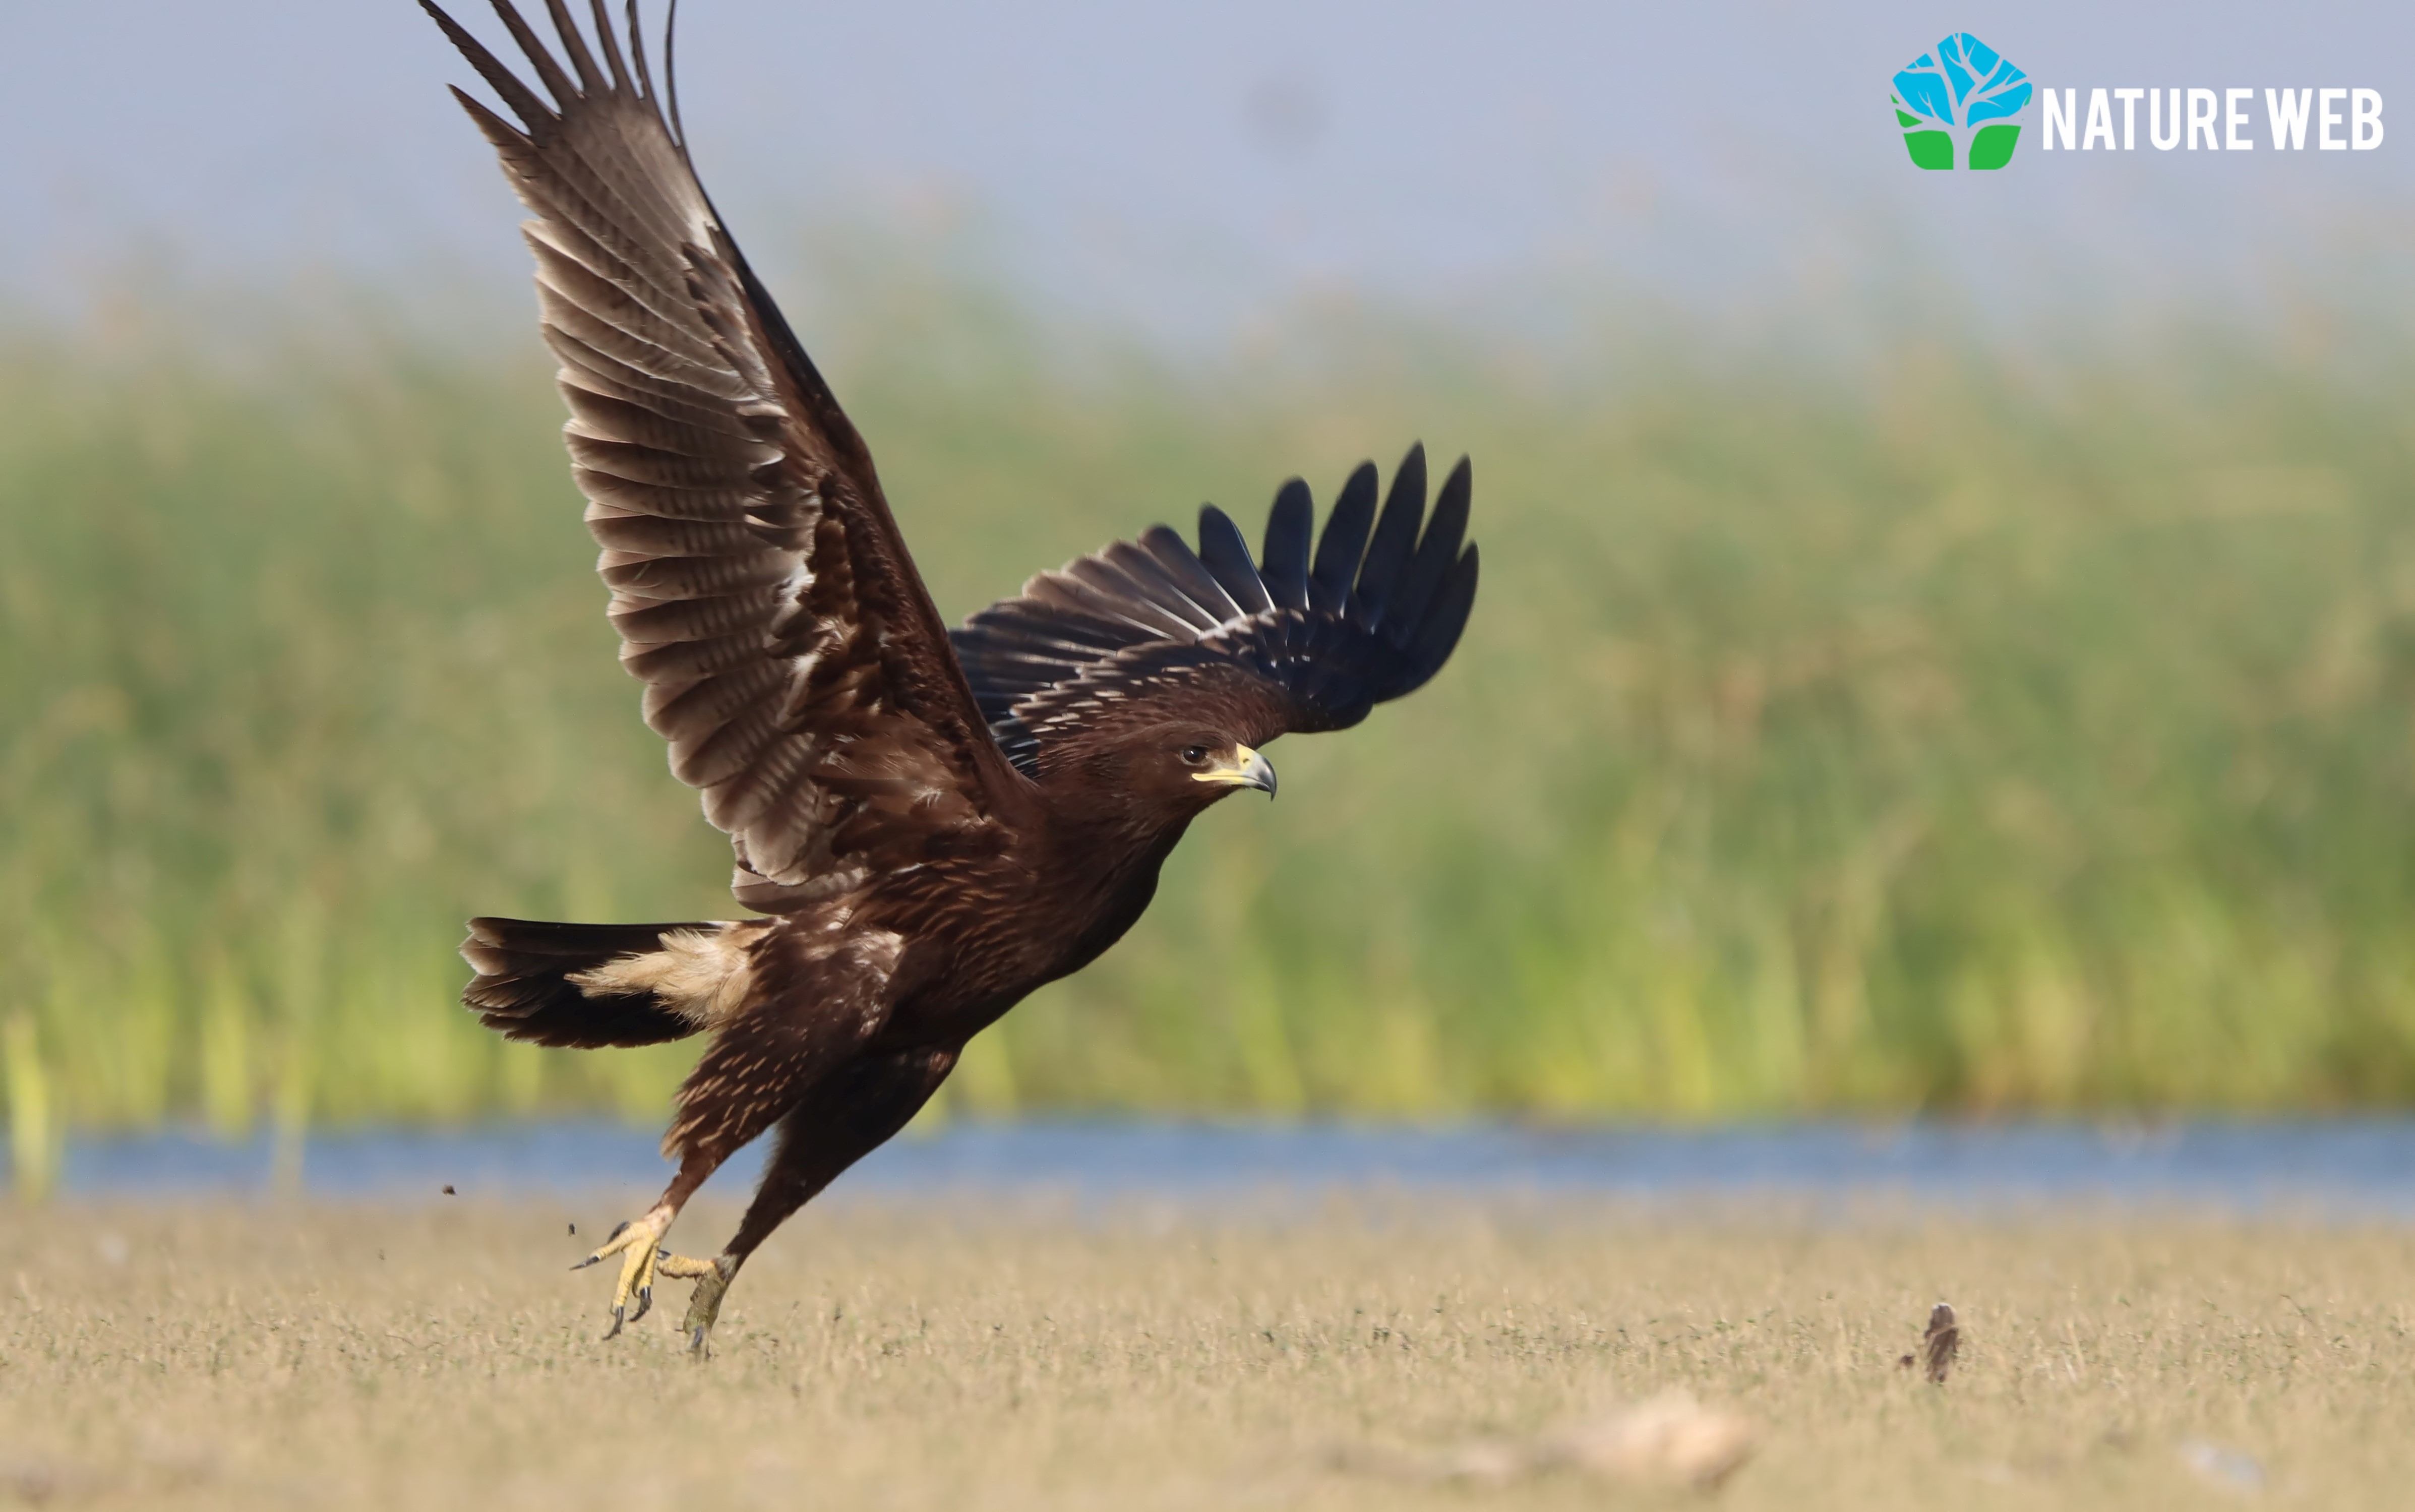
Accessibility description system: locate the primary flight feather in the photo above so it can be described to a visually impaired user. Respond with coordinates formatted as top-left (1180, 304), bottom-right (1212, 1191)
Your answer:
top-left (423, 0), bottom-right (1477, 1351)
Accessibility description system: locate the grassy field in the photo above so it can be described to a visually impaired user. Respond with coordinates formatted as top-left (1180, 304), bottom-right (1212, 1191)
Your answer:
top-left (7, 270), bottom-right (2415, 1135)
top-left (0, 1197), bottom-right (2407, 1509)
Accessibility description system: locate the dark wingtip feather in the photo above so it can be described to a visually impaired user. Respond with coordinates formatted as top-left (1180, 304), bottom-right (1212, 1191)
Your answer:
top-left (1197, 504), bottom-right (1272, 615)
top-left (1310, 462), bottom-right (1378, 615)
top-left (1385, 455), bottom-right (1470, 640)
top-left (585, 0), bottom-right (631, 89)
top-left (486, 0), bottom-right (581, 110)
top-left (1261, 479), bottom-right (1314, 610)
top-left (1353, 443), bottom-right (1426, 628)
top-left (664, 0), bottom-right (690, 149)
top-left (424, 0), bottom-right (559, 129)
top-left (1397, 543), bottom-right (1478, 695)
top-left (449, 84), bottom-right (534, 151)
top-left (541, 0), bottom-right (608, 94)
top-left (625, 0), bottom-right (657, 102)
top-left (1433, 455), bottom-right (1472, 537)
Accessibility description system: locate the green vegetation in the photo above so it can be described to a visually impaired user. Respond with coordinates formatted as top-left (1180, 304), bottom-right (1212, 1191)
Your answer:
top-left (5, 272), bottom-right (2414, 1132)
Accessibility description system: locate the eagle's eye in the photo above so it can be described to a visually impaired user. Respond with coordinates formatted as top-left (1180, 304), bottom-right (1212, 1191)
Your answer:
top-left (1179, 745), bottom-right (1211, 765)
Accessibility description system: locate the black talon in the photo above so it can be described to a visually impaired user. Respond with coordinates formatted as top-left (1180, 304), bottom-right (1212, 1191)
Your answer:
top-left (602, 1304), bottom-right (626, 1341)
top-left (574, 1218), bottom-right (638, 1271)
top-left (628, 1285), bottom-right (653, 1324)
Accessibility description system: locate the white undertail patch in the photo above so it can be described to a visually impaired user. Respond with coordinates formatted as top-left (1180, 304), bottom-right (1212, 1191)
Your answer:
top-left (569, 923), bottom-right (765, 1028)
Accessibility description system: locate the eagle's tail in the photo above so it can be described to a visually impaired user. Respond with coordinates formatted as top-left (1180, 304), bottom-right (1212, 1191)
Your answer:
top-left (460, 917), bottom-right (757, 1048)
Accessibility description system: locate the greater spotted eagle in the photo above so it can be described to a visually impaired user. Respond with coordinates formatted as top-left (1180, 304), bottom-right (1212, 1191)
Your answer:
top-left (424, 0), bottom-right (1478, 1351)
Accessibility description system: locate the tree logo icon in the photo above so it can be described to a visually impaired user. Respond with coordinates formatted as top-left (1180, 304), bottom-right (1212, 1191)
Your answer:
top-left (1892, 34), bottom-right (2032, 170)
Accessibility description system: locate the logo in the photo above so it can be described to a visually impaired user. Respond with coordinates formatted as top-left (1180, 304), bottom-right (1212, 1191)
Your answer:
top-left (1892, 34), bottom-right (2032, 170)
top-left (2040, 89), bottom-right (2384, 153)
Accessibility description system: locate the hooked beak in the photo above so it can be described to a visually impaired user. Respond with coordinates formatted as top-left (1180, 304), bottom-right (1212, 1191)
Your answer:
top-left (1192, 743), bottom-right (1277, 798)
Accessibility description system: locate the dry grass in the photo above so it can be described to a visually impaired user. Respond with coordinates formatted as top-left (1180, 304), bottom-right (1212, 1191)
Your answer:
top-left (0, 1198), bottom-right (2409, 1509)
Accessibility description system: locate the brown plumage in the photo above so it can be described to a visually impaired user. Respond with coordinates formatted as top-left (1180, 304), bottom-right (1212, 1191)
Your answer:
top-left (424, 0), bottom-right (1478, 1352)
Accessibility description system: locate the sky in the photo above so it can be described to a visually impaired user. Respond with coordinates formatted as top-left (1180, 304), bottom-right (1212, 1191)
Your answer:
top-left (4, 1), bottom-right (2410, 351)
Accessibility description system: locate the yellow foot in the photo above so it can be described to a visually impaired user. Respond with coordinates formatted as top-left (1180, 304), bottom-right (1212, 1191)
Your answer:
top-left (572, 1205), bottom-right (716, 1340)
top-left (676, 1254), bottom-right (738, 1358)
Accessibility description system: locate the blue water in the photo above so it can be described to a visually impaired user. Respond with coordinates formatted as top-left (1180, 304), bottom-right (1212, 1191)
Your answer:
top-left (30, 1119), bottom-right (2415, 1219)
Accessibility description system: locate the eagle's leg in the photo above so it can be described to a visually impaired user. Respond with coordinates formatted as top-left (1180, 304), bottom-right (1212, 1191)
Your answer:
top-left (572, 1199), bottom-right (721, 1338)
top-left (678, 1044), bottom-right (961, 1357)
top-left (575, 1101), bottom-right (768, 1339)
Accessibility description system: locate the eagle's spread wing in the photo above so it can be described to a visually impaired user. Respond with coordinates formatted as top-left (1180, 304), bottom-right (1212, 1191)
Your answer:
top-left (427, 2), bottom-right (1020, 911)
top-left (952, 446), bottom-right (1477, 774)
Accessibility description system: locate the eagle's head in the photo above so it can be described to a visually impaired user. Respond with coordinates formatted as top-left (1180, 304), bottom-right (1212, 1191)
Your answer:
top-left (1142, 726), bottom-right (1279, 805)
top-left (1033, 679), bottom-right (1286, 839)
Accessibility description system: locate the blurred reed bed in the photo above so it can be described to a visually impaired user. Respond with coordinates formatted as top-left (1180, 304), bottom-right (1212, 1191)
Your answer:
top-left (4, 272), bottom-right (2413, 1137)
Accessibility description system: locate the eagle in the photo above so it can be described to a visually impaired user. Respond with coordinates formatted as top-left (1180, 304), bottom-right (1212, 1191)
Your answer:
top-left (422, 0), bottom-right (1478, 1353)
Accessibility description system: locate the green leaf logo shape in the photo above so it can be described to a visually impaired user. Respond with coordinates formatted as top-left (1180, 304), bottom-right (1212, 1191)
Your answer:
top-left (1892, 33), bottom-right (2031, 171)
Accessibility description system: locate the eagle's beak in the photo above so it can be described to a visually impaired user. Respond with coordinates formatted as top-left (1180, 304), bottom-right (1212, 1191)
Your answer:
top-left (1193, 743), bottom-right (1277, 798)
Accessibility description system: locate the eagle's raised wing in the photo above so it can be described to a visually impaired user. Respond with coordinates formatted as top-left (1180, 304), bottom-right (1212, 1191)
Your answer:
top-left (427, 1), bottom-right (1023, 912)
top-left (951, 445), bottom-right (1478, 775)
